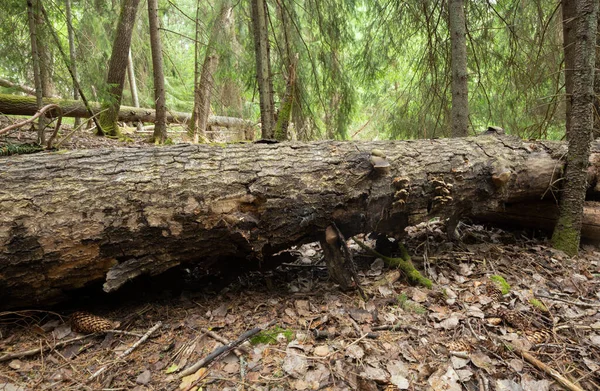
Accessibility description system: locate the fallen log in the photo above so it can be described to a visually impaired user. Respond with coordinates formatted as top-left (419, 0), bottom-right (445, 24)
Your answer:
top-left (0, 135), bottom-right (599, 309)
top-left (0, 93), bottom-right (253, 129)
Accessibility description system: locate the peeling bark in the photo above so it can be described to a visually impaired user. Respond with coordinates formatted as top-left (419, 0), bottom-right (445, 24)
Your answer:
top-left (1, 136), bottom-right (600, 308)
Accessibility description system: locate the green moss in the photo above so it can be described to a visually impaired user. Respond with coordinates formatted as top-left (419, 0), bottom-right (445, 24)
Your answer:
top-left (529, 298), bottom-right (548, 312)
top-left (250, 326), bottom-right (294, 345)
top-left (352, 238), bottom-right (432, 289)
top-left (490, 275), bottom-right (510, 294)
top-left (551, 215), bottom-right (580, 256)
top-left (397, 293), bottom-right (427, 314)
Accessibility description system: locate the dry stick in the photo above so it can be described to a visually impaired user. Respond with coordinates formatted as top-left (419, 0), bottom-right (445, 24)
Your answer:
top-left (88, 321), bottom-right (162, 381)
top-left (537, 294), bottom-right (600, 308)
top-left (39, 3), bottom-right (103, 135)
top-left (54, 108), bottom-right (108, 149)
top-left (0, 104), bottom-right (62, 139)
top-left (0, 335), bottom-right (92, 363)
top-left (200, 328), bottom-right (250, 356)
top-left (516, 347), bottom-right (585, 391)
top-left (178, 320), bottom-right (276, 379)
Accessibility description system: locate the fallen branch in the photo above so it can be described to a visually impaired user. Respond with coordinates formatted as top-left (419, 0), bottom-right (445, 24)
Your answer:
top-left (0, 103), bottom-right (62, 148)
top-left (0, 334), bottom-right (92, 363)
top-left (516, 347), bottom-right (585, 391)
top-left (178, 320), bottom-right (276, 378)
top-left (201, 328), bottom-right (250, 356)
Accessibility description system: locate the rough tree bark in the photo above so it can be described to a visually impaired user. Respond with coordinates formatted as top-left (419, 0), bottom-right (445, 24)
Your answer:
top-left (65, 0), bottom-right (81, 128)
top-left (562, 0), bottom-right (577, 138)
top-left (98, 0), bottom-right (140, 136)
top-left (2, 136), bottom-right (600, 309)
top-left (251, 0), bottom-right (276, 139)
top-left (449, 0), bottom-right (469, 137)
top-left (26, 0), bottom-right (45, 144)
top-left (552, 0), bottom-right (598, 255)
top-left (190, 0), bottom-right (233, 143)
top-left (148, 0), bottom-right (167, 144)
top-left (0, 93), bottom-right (253, 130)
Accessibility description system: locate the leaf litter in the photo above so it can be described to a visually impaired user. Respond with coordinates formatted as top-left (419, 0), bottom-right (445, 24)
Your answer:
top-left (0, 220), bottom-right (599, 390)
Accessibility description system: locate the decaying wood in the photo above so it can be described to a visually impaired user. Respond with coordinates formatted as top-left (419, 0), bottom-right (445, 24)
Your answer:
top-left (0, 93), bottom-right (253, 130)
top-left (1, 136), bottom-right (600, 309)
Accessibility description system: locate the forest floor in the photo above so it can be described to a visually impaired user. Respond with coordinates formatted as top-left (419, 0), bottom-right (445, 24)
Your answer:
top-left (0, 127), bottom-right (600, 391)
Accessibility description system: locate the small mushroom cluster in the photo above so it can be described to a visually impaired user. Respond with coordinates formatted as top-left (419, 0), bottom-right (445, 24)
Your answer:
top-left (430, 177), bottom-right (453, 211)
top-left (392, 176), bottom-right (411, 208)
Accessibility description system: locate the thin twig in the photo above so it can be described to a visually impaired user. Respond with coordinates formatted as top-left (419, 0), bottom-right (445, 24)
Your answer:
top-left (0, 335), bottom-right (93, 363)
top-left (537, 294), bottom-right (600, 308)
top-left (88, 321), bottom-right (162, 381)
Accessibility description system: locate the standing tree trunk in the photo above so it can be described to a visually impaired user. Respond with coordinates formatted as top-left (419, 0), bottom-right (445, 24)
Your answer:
top-left (98, 0), bottom-right (140, 137)
top-left (562, 0), bottom-right (577, 138)
top-left (552, 0), bottom-right (598, 255)
top-left (65, 0), bottom-right (81, 128)
top-left (190, 0), bottom-right (233, 143)
top-left (127, 49), bottom-right (143, 131)
top-left (147, 0), bottom-right (167, 143)
top-left (448, 0), bottom-right (469, 137)
top-left (26, 0), bottom-right (45, 145)
top-left (251, 0), bottom-right (276, 139)
top-left (593, 9), bottom-right (600, 138)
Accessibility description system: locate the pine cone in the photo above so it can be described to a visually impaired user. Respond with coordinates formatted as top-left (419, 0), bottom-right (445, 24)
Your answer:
top-left (497, 308), bottom-right (532, 330)
top-left (485, 282), bottom-right (504, 303)
top-left (70, 312), bottom-right (115, 334)
top-left (446, 339), bottom-right (473, 352)
top-left (525, 328), bottom-right (552, 344)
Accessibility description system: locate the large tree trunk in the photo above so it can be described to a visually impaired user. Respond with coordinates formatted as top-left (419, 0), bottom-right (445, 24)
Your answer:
top-left (552, 0), bottom-right (598, 255)
top-left (448, 0), bottom-right (469, 137)
top-left (26, 0), bottom-right (45, 145)
top-left (0, 93), bottom-right (253, 131)
top-left (562, 0), bottom-right (577, 138)
top-left (98, 0), bottom-right (140, 137)
top-left (148, 0), bottom-right (167, 144)
top-left (190, 0), bottom-right (233, 143)
top-left (2, 136), bottom-right (600, 309)
top-left (251, 0), bottom-right (276, 139)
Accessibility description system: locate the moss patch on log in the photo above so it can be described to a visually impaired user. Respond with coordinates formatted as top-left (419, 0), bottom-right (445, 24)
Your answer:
top-left (352, 237), bottom-right (432, 289)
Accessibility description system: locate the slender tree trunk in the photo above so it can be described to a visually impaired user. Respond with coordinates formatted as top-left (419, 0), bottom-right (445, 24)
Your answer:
top-left (26, 0), bottom-right (45, 145)
top-left (594, 9), bottom-right (600, 138)
top-left (36, 4), bottom-right (55, 99)
top-left (127, 49), bottom-right (143, 132)
top-left (562, 0), bottom-right (577, 138)
top-left (148, 0), bottom-right (167, 143)
top-left (190, 0), bottom-right (233, 143)
top-left (552, 0), bottom-right (598, 255)
top-left (98, 0), bottom-right (140, 137)
top-left (251, 0), bottom-right (276, 139)
top-left (65, 0), bottom-right (81, 128)
top-left (448, 0), bottom-right (469, 137)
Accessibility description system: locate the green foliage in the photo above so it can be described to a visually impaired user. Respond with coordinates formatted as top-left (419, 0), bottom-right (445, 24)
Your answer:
top-left (250, 326), bottom-right (294, 345)
top-left (0, 0), bottom-right (569, 141)
top-left (489, 275), bottom-right (511, 294)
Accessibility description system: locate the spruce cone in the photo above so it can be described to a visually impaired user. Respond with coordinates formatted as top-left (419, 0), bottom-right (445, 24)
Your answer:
top-left (497, 308), bottom-right (533, 330)
top-left (70, 312), bottom-right (115, 334)
top-left (525, 328), bottom-right (552, 344)
top-left (485, 282), bottom-right (504, 303)
top-left (446, 339), bottom-right (473, 352)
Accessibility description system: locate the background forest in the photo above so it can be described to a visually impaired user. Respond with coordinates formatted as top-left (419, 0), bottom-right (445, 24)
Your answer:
top-left (0, 0), bottom-right (581, 141)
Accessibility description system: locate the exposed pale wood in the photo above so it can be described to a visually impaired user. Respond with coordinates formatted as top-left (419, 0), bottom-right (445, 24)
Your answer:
top-left (1, 136), bottom-right (600, 309)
